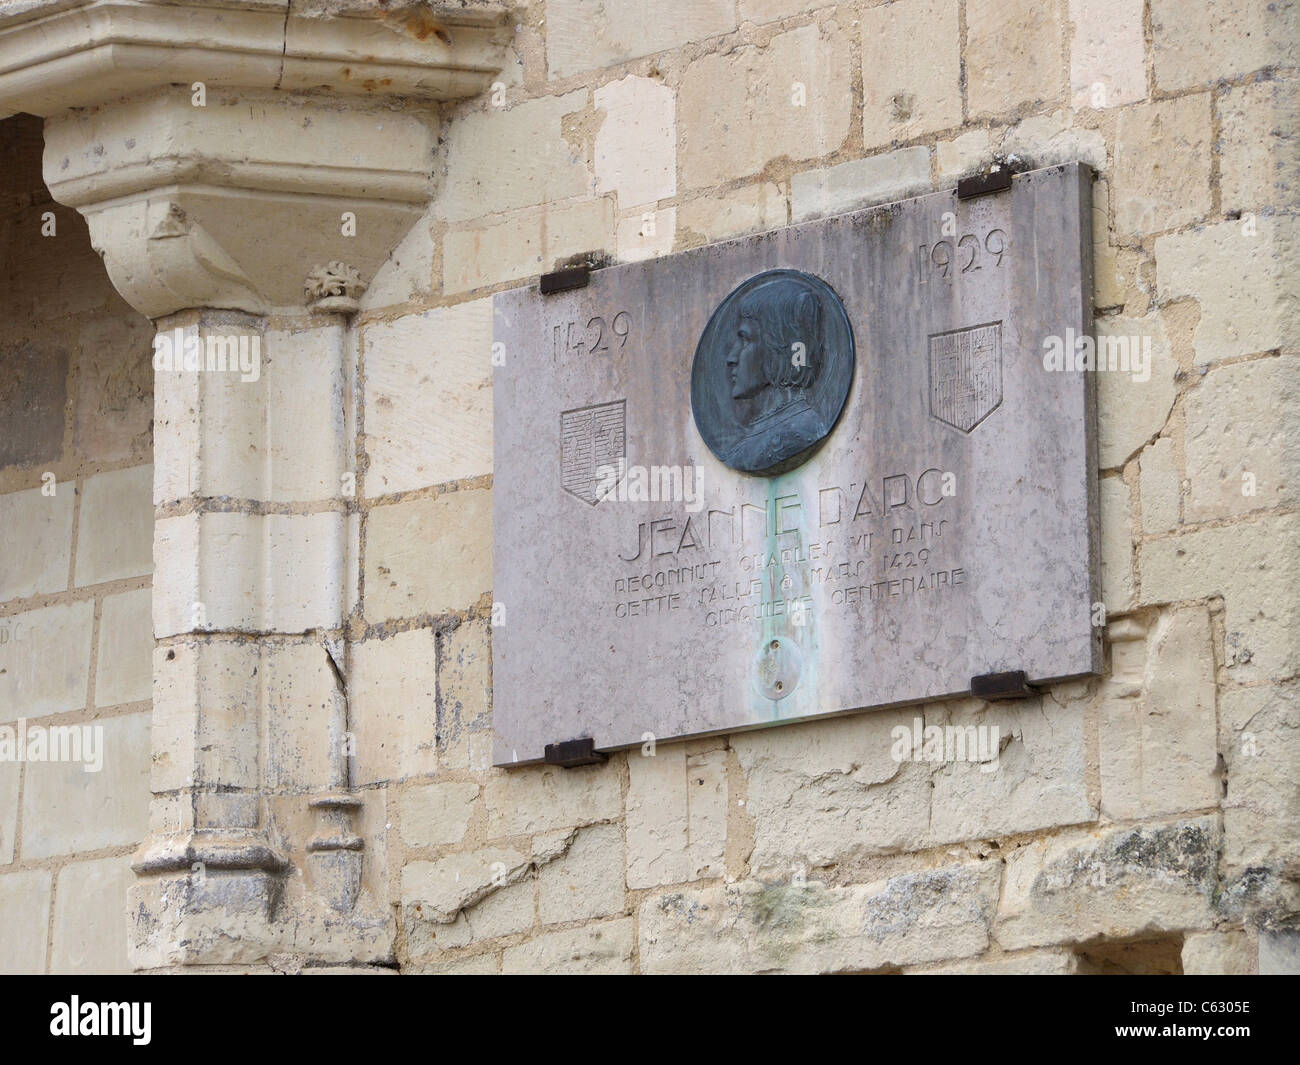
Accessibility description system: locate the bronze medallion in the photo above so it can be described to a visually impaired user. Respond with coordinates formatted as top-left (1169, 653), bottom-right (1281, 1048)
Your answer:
top-left (690, 269), bottom-right (855, 476)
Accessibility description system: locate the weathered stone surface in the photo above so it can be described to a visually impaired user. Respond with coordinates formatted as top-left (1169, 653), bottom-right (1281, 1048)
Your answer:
top-left (460, 878), bottom-right (535, 942)
top-left (1068, 0), bottom-right (1147, 110)
top-left (1181, 930), bottom-right (1254, 975)
top-left (626, 745), bottom-right (726, 887)
top-left (1000, 111), bottom-right (1107, 171)
top-left (1218, 77), bottom-right (1300, 216)
top-left (1095, 314), bottom-right (1175, 469)
top-left (363, 299), bottom-right (493, 496)
top-left (538, 823), bottom-right (625, 924)
top-left (0, 601), bottom-right (94, 722)
top-left (1139, 437), bottom-right (1180, 534)
top-left (261, 325), bottom-right (348, 504)
top-left (361, 211), bottom-right (436, 312)
top-left (0, 758), bottom-right (17, 865)
top-left (913, 949), bottom-right (1079, 974)
top-left (1185, 356), bottom-right (1299, 521)
top-left (678, 23), bottom-right (852, 189)
top-left (1259, 929), bottom-right (1300, 975)
top-left (593, 75), bottom-right (675, 209)
top-left (0, 869), bottom-right (51, 974)
top-left (20, 711), bottom-right (150, 859)
top-left (154, 511), bottom-right (346, 636)
top-left (1106, 615), bottom-right (1148, 697)
top-left (1113, 95), bottom-right (1212, 236)
top-left (640, 862), bottom-right (1001, 974)
top-left (0, 485), bottom-right (73, 601)
top-left (614, 205), bottom-right (675, 262)
top-left (50, 855), bottom-right (133, 974)
top-left (437, 618), bottom-right (493, 773)
top-left (1139, 514), bottom-right (1300, 683)
top-left (482, 762), bottom-right (621, 837)
top-left (0, 339), bottom-right (66, 471)
top-left (1156, 216), bottom-right (1299, 364)
top-left (74, 464), bottom-right (153, 586)
top-left (861, 0), bottom-right (960, 148)
top-left (966, 0), bottom-right (1062, 117)
top-left (676, 183), bottom-right (786, 249)
top-left (443, 210), bottom-right (543, 293)
top-left (405, 889), bottom-right (527, 957)
top-left (1099, 476), bottom-right (1134, 612)
top-left (129, 863), bottom-right (395, 970)
top-left (350, 628), bottom-right (438, 785)
top-left (502, 917), bottom-right (635, 974)
top-left (150, 639), bottom-right (259, 791)
top-left (546, 0), bottom-right (735, 80)
top-left (927, 694), bottom-right (1094, 844)
top-left (1090, 180), bottom-right (1143, 313)
top-left (1219, 682), bottom-right (1300, 877)
top-left (791, 147), bottom-right (931, 222)
top-left (995, 819), bottom-right (1219, 949)
top-left (262, 642), bottom-right (342, 793)
top-left (532, 828), bottom-right (578, 865)
top-left (739, 0), bottom-right (837, 21)
top-left (733, 711), bottom-right (929, 874)
top-left (94, 587), bottom-right (151, 707)
top-left (935, 130), bottom-right (993, 184)
top-left (547, 197), bottom-right (615, 267)
top-left (438, 91), bottom-right (590, 223)
top-left (1098, 607), bottom-right (1219, 820)
top-left (365, 488), bottom-right (491, 622)
top-left (412, 954), bottom-right (500, 975)
top-left (151, 321), bottom-right (250, 506)
top-left (1151, 0), bottom-right (1296, 91)
top-left (402, 847), bottom-right (530, 925)
top-left (151, 317), bottom-right (345, 506)
top-left (399, 781), bottom-right (480, 848)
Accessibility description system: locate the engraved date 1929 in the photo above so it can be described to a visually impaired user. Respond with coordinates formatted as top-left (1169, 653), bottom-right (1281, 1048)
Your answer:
top-left (918, 228), bottom-right (1008, 282)
top-left (552, 311), bottom-right (632, 358)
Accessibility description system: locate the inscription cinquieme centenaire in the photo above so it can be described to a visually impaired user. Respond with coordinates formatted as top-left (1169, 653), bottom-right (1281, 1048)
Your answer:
top-left (492, 163), bottom-right (1101, 766)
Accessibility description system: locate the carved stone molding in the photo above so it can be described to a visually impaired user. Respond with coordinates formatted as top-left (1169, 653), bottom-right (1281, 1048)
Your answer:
top-left (40, 86), bottom-right (439, 316)
top-left (307, 794), bottom-right (366, 913)
top-left (0, 0), bottom-right (509, 114)
top-left (0, 0), bottom-right (510, 317)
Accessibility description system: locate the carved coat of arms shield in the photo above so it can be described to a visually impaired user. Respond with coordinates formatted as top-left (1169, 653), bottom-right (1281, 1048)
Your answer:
top-left (560, 399), bottom-right (625, 505)
top-left (928, 321), bottom-right (1003, 433)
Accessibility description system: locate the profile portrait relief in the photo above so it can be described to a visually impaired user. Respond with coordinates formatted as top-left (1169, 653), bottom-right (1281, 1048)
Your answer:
top-left (691, 269), bottom-right (855, 476)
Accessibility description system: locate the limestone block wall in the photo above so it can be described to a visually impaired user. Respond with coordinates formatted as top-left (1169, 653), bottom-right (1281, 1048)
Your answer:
top-left (0, 114), bottom-right (155, 973)
top-left (347, 0), bottom-right (1298, 974)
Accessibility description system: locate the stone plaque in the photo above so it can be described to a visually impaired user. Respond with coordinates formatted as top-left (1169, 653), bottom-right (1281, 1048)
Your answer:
top-left (492, 163), bottom-right (1101, 767)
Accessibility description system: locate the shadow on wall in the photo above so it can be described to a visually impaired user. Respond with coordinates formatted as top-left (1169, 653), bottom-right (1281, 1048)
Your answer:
top-left (0, 113), bottom-right (154, 485)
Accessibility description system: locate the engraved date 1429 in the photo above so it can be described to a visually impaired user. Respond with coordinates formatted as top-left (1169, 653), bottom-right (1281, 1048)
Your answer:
top-left (552, 311), bottom-right (632, 359)
top-left (918, 228), bottom-right (1008, 283)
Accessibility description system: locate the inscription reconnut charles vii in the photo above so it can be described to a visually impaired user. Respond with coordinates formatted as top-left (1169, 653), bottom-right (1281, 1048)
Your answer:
top-left (690, 269), bottom-right (855, 476)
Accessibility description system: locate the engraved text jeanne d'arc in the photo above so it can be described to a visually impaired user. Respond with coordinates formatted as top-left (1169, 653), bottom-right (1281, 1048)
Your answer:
top-left (609, 466), bottom-right (962, 627)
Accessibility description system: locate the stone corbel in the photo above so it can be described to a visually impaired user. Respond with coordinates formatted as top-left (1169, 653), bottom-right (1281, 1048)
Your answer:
top-left (0, 0), bottom-right (511, 317)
